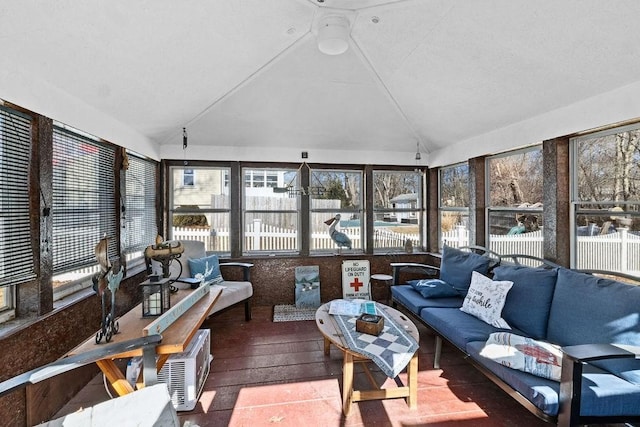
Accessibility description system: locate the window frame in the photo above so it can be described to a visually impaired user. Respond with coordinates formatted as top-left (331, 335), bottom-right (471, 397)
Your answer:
top-left (242, 165), bottom-right (300, 255)
top-left (371, 169), bottom-right (423, 252)
top-left (485, 145), bottom-right (544, 258)
top-left (51, 124), bottom-right (118, 298)
top-left (570, 123), bottom-right (640, 272)
top-left (438, 162), bottom-right (470, 249)
top-left (169, 164), bottom-right (232, 254)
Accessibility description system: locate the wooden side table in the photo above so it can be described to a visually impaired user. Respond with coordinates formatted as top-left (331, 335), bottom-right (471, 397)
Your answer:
top-left (315, 301), bottom-right (418, 416)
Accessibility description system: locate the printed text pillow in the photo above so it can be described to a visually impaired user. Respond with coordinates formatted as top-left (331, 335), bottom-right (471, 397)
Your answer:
top-left (460, 271), bottom-right (512, 328)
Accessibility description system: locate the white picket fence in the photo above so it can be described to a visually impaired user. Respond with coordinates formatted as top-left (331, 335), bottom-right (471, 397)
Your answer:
top-left (173, 221), bottom-right (419, 252)
top-left (442, 225), bottom-right (640, 274)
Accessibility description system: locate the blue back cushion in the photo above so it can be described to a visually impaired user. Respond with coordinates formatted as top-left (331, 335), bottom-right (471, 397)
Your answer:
top-left (439, 245), bottom-right (491, 294)
top-left (188, 254), bottom-right (223, 285)
top-left (547, 268), bottom-right (640, 385)
top-left (493, 265), bottom-right (558, 340)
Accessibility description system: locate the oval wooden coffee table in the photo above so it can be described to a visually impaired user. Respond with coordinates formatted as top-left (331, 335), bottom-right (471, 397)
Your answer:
top-left (315, 301), bottom-right (418, 416)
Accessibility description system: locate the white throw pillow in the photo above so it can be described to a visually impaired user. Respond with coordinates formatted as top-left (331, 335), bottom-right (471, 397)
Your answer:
top-left (480, 332), bottom-right (562, 381)
top-left (460, 271), bottom-right (512, 328)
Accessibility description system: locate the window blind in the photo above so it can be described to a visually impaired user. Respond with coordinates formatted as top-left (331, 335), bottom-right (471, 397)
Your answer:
top-left (52, 127), bottom-right (117, 274)
top-left (124, 153), bottom-right (157, 258)
top-left (0, 107), bottom-right (35, 287)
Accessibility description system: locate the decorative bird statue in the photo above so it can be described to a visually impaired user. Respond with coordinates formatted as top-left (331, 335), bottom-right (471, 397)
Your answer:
top-left (324, 214), bottom-right (352, 253)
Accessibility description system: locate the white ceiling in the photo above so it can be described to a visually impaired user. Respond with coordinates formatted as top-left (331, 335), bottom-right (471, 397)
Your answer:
top-left (2, 0), bottom-right (640, 166)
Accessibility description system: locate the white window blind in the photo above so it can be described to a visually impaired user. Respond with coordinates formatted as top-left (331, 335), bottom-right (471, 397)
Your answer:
top-left (0, 107), bottom-right (35, 287)
top-left (124, 153), bottom-right (157, 259)
top-left (52, 127), bottom-right (117, 274)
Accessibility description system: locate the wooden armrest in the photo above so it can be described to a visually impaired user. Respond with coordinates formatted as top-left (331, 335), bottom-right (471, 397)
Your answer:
top-left (220, 262), bottom-right (253, 282)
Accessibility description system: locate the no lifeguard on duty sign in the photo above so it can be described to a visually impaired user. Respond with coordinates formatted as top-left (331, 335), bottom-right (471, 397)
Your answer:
top-left (341, 260), bottom-right (370, 300)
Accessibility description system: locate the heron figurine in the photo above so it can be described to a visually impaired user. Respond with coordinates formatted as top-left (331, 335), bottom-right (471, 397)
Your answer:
top-left (324, 214), bottom-right (352, 253)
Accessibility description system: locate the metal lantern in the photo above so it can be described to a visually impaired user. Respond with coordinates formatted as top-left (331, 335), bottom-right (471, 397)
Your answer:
top-left (140, 278), bottom-right (171, 317)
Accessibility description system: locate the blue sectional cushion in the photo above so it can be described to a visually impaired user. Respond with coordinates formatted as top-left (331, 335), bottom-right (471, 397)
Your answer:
top-left (493, 265), bottom-right (558, 340)
top-left (467, 340), bottom-right (640, 418)
top-left (439, 245), bottom-right (491, 294)
top-left (547, 268), bottom-right (640, 385)
top-left (409, 279), bottom-right (460, 298)
top-left (188, 254), bottom-right (224, 285)
top-left (391, 285), bottom-right (463, 315)
top-left (419, 307), bottom-right (519, 350)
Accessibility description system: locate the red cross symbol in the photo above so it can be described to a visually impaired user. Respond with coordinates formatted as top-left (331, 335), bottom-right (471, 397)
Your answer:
top-left (350, 277), bottom-right (363, 292)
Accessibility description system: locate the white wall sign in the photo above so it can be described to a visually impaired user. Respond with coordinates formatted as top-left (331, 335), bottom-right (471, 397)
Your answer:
top-left (341, 260), bottom-right (370, 300)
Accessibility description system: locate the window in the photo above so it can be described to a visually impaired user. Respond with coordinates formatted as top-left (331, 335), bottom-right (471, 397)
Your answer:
top-left (310, 169), bottom-right (362, 252)
top-left (124, 153), bottom-right (158, 268)
top-left (572, 125), bottom-right (640, 274)
top-left (0, 106), bottom-right (34, 318)
top-left (486, 146), bottom-right (544, 259)
top-left (439, 163), bottom-right (470, 249)
top-left (52, 126), bottom-right (117, 294)
top-left (243, 167), bottom-right (298, 254)
top-left (170, 166), bottom-right (230, 253)
top-left (183, 169), bottom-right (195, 187)
top-left (372, 170), bottom-right (422, 251)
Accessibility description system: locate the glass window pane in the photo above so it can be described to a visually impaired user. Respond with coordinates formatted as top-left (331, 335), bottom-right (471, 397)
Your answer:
top-left (373, 215), bottom-right (420, 250)
top-left (440, 211), bottom-right (469, 248)
top-left (373, 171), bottom-right (420, 209)
top-left (173, 212), bottom-right (230, 252)
top-left (311, 212), bottom-right (360, 252)
top-left (487, 210), bottom-right (543, 258)
top-left (440, 163), bottom-right (469, 208)
top-left (488, 148), bottom-right (543, 207)
top-left (311, 170), bottom-right (362, 210)
top-left (171, 166), bottom-right (230, 253)
top-left (575, 130), bottom-right (640, 203)
top-left (172, 166), bottom-right (229, 210)
top-left (243, 167), bottom-right (299, 254)
top-left (244, 212), bottom-right (298, 252)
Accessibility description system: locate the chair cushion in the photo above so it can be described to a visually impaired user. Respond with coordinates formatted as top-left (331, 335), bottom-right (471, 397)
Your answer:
top-left (188, 254), bottom-right (224, 285)
top-left (440, 245), bottom-right (491, 294)
top-left (392, 285), bottom-right (463, 315)
top-left (493, 265), bottom-right (558, 340)
top-left (209, 281), bottom-right (253, 315)
top-left (547, 268), bottom-right (640, 385)
top-left (468, 340), bottom-right (640, 418)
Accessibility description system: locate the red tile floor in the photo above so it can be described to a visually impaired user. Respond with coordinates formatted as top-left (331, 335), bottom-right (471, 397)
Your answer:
top-left (56, 304), bottom-right (555, 427)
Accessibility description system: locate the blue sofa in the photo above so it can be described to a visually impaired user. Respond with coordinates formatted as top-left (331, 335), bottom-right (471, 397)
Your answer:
top-left (390, 246), bottom-right (640, 426)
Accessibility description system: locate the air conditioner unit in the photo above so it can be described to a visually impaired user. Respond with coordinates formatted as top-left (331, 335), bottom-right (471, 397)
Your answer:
top-left (157, 328), bottom-right (212, 411)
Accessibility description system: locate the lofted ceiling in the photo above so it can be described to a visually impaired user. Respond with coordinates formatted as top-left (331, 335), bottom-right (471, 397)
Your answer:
top-left (1, 1), bottom-right (640, 166)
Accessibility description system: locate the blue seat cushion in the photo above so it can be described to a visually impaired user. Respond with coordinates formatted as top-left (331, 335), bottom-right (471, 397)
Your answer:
top-left (493, 265), bottom-right (558, 340)
top-left (419, 307), bottom-right (518, 350)
top-left (440, 245), bottom-right (491, 294)
top-left (547, 268), bottom-right (640, 385)
top-left (391, 285), bottom-right (463, 315)
top-left (409, 279), bottom-right (461, 298)
top-left (467, 340), bottom-right (640, 418)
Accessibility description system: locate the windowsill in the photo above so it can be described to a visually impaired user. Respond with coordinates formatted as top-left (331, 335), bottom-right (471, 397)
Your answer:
top-left (0, 264), bottom-right (147, 340)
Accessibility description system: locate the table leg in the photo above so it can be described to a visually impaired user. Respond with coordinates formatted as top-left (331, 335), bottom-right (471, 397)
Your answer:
top-left (96, 359), bottom-right (135, 396)
top-left (407, 352), bottom-right (418, 409)
top-left (342, 352), bottom-right (354, 416)
top-left (324, 337), bottom-right (331, 356)
top-left (142, 344), bottom-right (159, 386)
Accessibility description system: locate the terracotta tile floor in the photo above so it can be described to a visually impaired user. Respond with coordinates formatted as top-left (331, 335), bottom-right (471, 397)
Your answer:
top-left (56, 304), bottom-right (552, 427)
